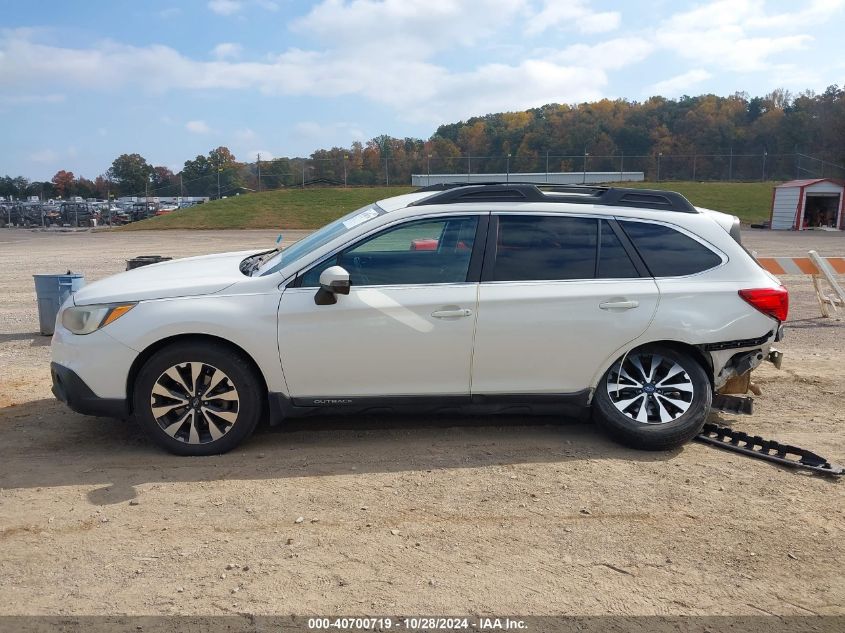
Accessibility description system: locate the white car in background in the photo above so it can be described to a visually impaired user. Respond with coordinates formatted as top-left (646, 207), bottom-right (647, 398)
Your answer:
top-left (51, 183), bottom-right (787, 455)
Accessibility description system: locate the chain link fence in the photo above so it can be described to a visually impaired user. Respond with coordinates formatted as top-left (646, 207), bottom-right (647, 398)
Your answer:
top-left (249, 152), bottom-right (845, 192)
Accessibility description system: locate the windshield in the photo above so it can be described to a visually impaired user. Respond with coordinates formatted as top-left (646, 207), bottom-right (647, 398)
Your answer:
top-left (255, 203), bottom-right (385, 276)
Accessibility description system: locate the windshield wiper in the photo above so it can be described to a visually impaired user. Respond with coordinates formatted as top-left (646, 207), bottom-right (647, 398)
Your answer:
top-left (241, 249), bottom-right (276, 276)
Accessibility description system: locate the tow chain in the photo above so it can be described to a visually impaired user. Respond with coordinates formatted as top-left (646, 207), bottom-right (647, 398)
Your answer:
top-left (696, 423), bottom-right (845, 477)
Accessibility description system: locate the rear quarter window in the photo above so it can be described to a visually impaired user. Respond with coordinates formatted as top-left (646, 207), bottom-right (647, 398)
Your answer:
top-left (620, 221), bottom-right (722, 277)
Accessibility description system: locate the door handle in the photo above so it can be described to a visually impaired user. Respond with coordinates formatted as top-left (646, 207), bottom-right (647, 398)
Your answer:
top-left (599, 300), bottom-right (639, 310)
top-left (431, 308), bottom-right (473, 318)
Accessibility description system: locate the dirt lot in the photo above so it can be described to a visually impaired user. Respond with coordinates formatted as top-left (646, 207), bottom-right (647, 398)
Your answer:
top-left (0, 227), bottom-right (843, 617)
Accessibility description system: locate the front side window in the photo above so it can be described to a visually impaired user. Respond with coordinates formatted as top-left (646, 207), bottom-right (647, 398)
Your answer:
top-left (300, 216), bottom-right (478, 287)
top-left (491, 216), bottom-right (597, 281)
top-left (620, 220), bottom-right (722, 277)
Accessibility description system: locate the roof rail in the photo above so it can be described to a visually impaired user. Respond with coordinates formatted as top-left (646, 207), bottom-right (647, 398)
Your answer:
top-left (410, 182), bottom-right (698, 214)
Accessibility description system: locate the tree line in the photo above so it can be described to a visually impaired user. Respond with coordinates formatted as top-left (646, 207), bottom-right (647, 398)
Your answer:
top-left (2, 86), bottom-right (844, 201)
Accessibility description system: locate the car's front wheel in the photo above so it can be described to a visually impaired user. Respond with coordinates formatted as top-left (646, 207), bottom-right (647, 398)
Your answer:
top-left (133, 341), bottom-right (263, 455)
top-left (592, 346), bottom-right (711, 450)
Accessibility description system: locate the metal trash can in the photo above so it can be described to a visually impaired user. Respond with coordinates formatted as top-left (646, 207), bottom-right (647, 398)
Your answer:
top-left (33, 272), bottom-right (85, 336)
top-left (126, 255), bottom-right (172, 271)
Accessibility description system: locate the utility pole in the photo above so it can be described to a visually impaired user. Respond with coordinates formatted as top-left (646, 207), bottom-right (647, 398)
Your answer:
top-left (506, 153), bottom-right (511, 183)
top-left (728, 146), bottom-right (733, 182)
top-left (545, 149), bottom-right (550, 182)
top-left (762, 150), bottom-right (768, 181)
top-left (179, 173), bottom-right (183, 203)
top-left (107, 175), bottom-right (112, 227)
top-left (301, 160), bottom-right (305, 188)
top-left (619, 151), bottom-right (624, 182)
top-left (257, 153), bottom-right (261, 192)
top-left (217, 162), bottom-right (221, 199)
top-left (343, 155), bottom-right (348, 187)
top-left (582, 147), bottom-right (588, 184)
top-left (657, 152), bottom-right (663, 182)
top-left (427, 154), bottom-right (432, 186)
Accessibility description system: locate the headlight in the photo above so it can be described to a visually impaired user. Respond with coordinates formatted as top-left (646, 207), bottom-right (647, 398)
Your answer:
top-left (61, 303), bottom-right (136, 335)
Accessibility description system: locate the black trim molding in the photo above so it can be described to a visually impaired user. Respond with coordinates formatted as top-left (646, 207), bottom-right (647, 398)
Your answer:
top-left (702, 331), bottom-right (774, 351)
top-left (51, 362), bottom-right (129, 419)
top-left (269, 390), bottom-right (591, 421)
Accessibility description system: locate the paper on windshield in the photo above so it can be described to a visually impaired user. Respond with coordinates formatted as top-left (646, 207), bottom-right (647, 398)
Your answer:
top-left (342, 207), bottom-right (379, 229)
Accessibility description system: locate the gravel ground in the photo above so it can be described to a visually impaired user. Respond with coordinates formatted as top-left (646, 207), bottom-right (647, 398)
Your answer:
top-left (0, 226), bottom-right (843, 617)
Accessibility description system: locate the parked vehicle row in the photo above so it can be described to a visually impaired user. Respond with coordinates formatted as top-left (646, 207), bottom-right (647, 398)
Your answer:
top-left (0, 199), bottom-right (198, 227)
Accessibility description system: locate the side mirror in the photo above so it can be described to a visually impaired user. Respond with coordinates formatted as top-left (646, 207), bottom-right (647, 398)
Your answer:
top-left (315, 265), bottom-right (350, 305)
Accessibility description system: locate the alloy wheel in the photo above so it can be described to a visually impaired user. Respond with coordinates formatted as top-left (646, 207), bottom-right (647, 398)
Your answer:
top-left (606, 352), bottom-right (694, 425)
top-left (150, 361), bottom-right (239, 444)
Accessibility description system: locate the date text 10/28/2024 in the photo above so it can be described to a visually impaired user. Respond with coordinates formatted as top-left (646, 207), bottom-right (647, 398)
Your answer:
top-left (307, 617), bottom-right (528, 630)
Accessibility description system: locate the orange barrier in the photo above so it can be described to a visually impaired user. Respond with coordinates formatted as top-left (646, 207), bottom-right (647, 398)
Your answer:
top-left (757, 252), bottom-right (845, 318)
top-left (757, 256), bottom-right (845, 275)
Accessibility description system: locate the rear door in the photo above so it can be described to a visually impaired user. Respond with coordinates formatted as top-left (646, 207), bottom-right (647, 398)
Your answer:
top-left (471, 214), bottom-right (660, 395)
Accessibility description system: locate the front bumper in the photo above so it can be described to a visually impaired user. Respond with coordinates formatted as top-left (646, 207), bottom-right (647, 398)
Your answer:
top-left (51, 362), bottom-right (129, 418)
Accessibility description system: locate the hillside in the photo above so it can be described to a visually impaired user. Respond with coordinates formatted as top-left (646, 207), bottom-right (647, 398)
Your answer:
top-left (120, 187), bottom-right (415, 231)
top-left (120, 181), bottom-right (775, 231)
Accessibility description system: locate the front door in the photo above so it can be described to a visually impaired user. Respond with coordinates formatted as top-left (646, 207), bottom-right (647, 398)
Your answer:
top-left (471, 215), bottom-right (660, 395)
top-left (277, 215), bottom-right (483, 401)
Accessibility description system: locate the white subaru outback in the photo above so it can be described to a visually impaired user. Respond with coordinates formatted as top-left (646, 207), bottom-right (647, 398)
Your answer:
top-left (51, 184), bottom-right (788, 455)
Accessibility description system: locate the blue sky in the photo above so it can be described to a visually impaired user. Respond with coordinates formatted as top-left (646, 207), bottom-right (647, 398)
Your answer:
top-left (1, 0), bottom-right (844, 180)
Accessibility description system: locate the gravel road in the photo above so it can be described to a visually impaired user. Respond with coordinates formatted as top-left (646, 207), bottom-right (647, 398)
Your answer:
top-left (0, 227), bottom-right (843, 616)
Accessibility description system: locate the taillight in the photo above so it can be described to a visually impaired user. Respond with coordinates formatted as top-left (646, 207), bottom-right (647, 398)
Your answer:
top-left (738, 286), bottom-right (789, 322)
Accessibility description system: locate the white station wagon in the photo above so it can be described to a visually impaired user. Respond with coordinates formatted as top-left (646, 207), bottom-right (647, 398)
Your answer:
top-left (51, 184), bottom-right (788, 455)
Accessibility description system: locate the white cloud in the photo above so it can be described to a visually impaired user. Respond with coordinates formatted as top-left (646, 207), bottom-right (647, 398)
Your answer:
top-left (212, 42), bottom-right (242, 59)
top-left (552, 37), bottom-right (654, 70)
top-left (745, 0), bottom-right (845, 29)
top-left (525, 0), bottom-right (620, 36)
top-left (157, 7), bottom-right (181, 18)
top-left (186, 120), bottom-right (211, 134)
top-left (0, 27), bottom-right (605, 124)
top-left (649, 69), bottom-right (713, 97)
top-left (654, 0), bottom-right (828, 72)
top-left (208, 0), bottom-right (242, 16)
top-left (235, 127), bottom-right (256, 141)
top-left (294, 0), bottom-right (530, 57)
top-left (1, 0), bottom-right (838, 130)
top-left (393, 60), bottom-right (605, 122)
top-left (29, 149), bottom-right (58, 163)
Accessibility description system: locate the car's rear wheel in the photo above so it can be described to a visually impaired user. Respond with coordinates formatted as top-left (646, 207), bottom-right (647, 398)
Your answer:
top-left (133, 342), bottom-right (263, 455)
top-left (592, 346), bottom-right (711, 450)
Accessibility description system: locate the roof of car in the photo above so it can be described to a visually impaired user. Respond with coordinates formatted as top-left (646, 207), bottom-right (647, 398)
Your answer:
top-left (403, 182), bottom-right (698, 214)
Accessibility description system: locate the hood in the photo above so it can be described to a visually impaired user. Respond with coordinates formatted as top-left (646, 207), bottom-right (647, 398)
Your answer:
top-left (73, 250), bottom-right (257, 305)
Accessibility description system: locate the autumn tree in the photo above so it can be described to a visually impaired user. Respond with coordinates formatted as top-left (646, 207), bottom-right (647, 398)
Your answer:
top-left (51, 170), bottom-right (75, 197)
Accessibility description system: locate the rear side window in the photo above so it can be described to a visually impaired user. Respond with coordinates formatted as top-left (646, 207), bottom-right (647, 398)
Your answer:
top-left (620, 221), bottom-right (722, 277)
top-left (598, 220), bottom-right (639, 278)
top-left (492, 216), bottom-right (597, 281)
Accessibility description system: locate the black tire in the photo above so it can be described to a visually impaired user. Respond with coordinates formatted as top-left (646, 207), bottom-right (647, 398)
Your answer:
top-left (592, 345), bottom-right (711, 450)
top-left (132, 341), bottom-right (264, 456)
